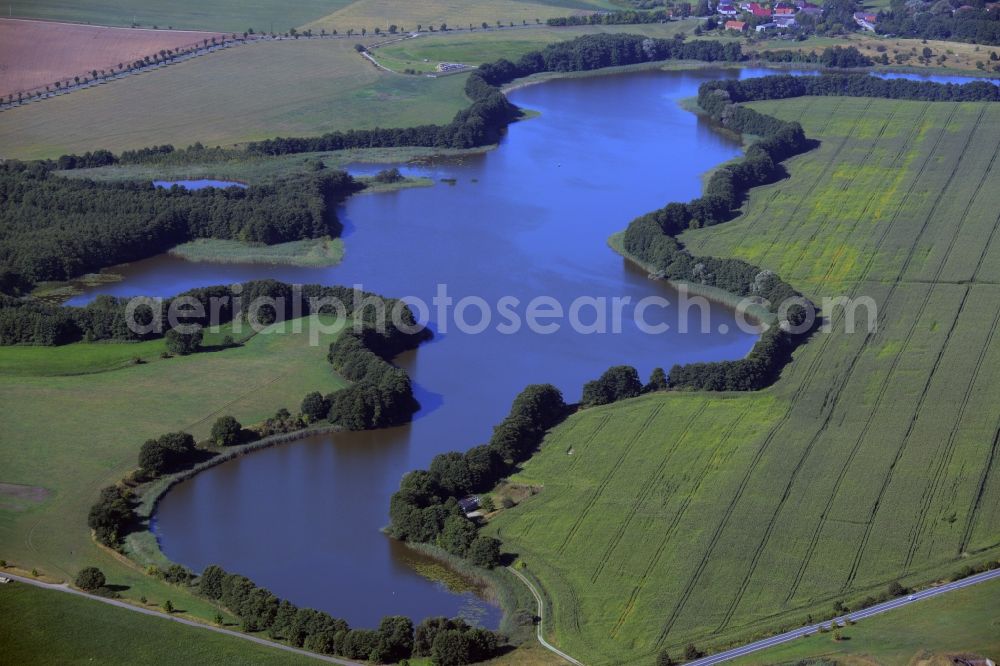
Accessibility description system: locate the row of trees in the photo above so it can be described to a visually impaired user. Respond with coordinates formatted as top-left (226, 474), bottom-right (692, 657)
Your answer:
top-left (619, 75), bottom-right (816, 391)
top-left (699, 71), bottom-right (1000, 103)
top-left (193, 563), bottom-right (503, 664)
top-left (476, 33), bottom-right (742, 84)
top-left (546, 9), bottom-right (673, 26)
top-left (0, 276), bottom-right (427, 348)
top-left (876, 4), bottom-right (1000, 46)
top-left (0, 163), bottom-right (361, 288)
top-left (388, 385), bottom-right (567, 563)
top-left (759, 45), bottom-right (874, 68)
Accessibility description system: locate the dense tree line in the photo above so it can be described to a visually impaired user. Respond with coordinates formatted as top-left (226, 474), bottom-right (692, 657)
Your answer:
top-left (876, 5), bottom-right (1000, 46)
top-left (476, 34), bottom-right (742, 85)
top-left (138, 432), bottom-right (199, 477)
top-left (581, 365), bottom-right (644, 406)
top-left (619, 76), bottom-right (818, 391)
top-left (324, 327), bottom-right (425, 430)
top-left (0, 279), bottom-right (427, 350)
top-left (194, 564), bottom-right (502, 663)
top-left (388, 385), bottom-right (567, 562)
top-left (759, 46), bottom-right (874, 68)
top-left (0, 163), bottom-right (361, 288)
top-left (546, 10), bottom-right (673, 26)
top-left (699, 72), bottom-right (1000, 104)
top-left (87, 485), bottom-right (135, 546)
top-left (245, 71), bottom-right (518, 155)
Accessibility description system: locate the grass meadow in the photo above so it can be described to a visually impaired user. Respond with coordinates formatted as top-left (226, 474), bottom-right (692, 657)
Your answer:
top-left (487, 98), bottom-right (1000, 663)
top-left (0, 583), bottom-right (320, 664)
top-left (0, 38), bottom-right (471, 160)
top-left (0, 316), bottom-right (347, 623)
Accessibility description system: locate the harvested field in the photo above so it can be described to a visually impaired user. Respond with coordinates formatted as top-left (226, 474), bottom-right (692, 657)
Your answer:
top-left (0, 19), bottom-right (223, 98)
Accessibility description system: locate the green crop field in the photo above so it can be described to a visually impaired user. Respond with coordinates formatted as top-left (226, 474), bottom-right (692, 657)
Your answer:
top-left (6, 0), bottom-right (354, 32)
top-left (0, 38), bottom-right (471, 160)
top-left (488, 97), bottom-right (1000, 664)
top-left (733, 576), bottom-right (1000, 664)
top-left (0, 583), bottom-right (316, 664)
top-left (0, 316), bottom-right (347, 621)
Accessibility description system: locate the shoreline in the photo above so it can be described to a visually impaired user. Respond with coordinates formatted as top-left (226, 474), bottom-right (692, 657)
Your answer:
top-left (126, 424), bottom-right (345, 569)
top-left (607, 232), bottom-right (775, 332)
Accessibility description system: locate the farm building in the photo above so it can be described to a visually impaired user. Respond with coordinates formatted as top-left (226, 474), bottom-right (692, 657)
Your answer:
top-left (854, 11), bottom-right (877, 30)
top-left (458, 496), bottom-right (481, 515)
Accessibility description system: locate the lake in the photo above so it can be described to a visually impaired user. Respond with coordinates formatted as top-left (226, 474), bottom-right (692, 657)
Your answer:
top-left (70, 66), bottom-right (984, 630)
top-left (153, 179), bottom-right (248, 189)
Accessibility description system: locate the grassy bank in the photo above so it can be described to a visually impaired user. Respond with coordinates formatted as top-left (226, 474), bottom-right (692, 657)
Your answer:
top-left (489, 96), bottom-right (1000, 663)
top-left (55, 146), bottom-right (488, 184)
top-left (169, 237), bottom-right (345, 267)
top-left (0, 316), bottom-right (348, 624)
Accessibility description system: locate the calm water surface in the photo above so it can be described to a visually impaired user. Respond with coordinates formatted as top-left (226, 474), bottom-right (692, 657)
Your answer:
top-left (152, 178), bottom-right (248, 189)
top-left (72, 66), bottom-right (976, 629)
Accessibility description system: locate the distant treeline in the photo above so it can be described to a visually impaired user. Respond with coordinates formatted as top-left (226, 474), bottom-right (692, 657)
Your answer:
top-left (876, 7), bottom-right (1000, 46)
top-left (701, 72), bottom-right (1000, 103)
top-left (758, 45), bottom-right (874, 68)
top-left (546, 9), bottom-right (672, 26)
top-left (0, 163), bottom-right (361, 290)
top-left (388, 384), bottom-right (567, 565)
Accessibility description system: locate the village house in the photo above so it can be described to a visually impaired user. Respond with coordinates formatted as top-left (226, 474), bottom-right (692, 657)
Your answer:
top-left (854, 11), bottom-right (877, 30)
top-left (748, 2), bottom-right (773, 17)
top-left (718, 2), bottom-right (740, 16)
top-left (725, 19), bottom-right (749, 31)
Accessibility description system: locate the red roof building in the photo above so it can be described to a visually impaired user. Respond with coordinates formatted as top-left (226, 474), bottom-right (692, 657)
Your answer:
top-left (748, 3), bottom-right (773, 17)
top-left (725, 19), bottom-right (749, 31)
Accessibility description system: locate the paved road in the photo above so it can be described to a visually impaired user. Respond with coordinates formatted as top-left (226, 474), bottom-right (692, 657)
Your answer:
top-left (0, 572), bottom-right (361, 665)
top-left (687, 567), bottom-right (1000, 665)
top-left (507, 566), bottom-right (585, 666)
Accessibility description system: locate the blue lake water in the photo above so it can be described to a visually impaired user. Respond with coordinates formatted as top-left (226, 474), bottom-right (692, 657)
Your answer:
top-left (67, 65), bottom-right (996, 630)
top-left (153, 179), bottom-right (248, 189)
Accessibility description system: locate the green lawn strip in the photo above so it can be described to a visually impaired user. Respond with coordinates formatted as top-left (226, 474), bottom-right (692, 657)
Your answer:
top-left (0, 582), bottom-right (317, 665)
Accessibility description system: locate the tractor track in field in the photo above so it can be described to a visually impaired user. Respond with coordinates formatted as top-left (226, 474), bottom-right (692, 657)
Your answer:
top-left (709, 101), bottom-right (948, 629)
top-left (554, 404), bottom-right (664, 556)
top-left (754, 97), bottom-right (861, 270)
top-left (589, 400), bottom-right (708, 585)
top-left (610, 401), bottom-right (754, 639)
